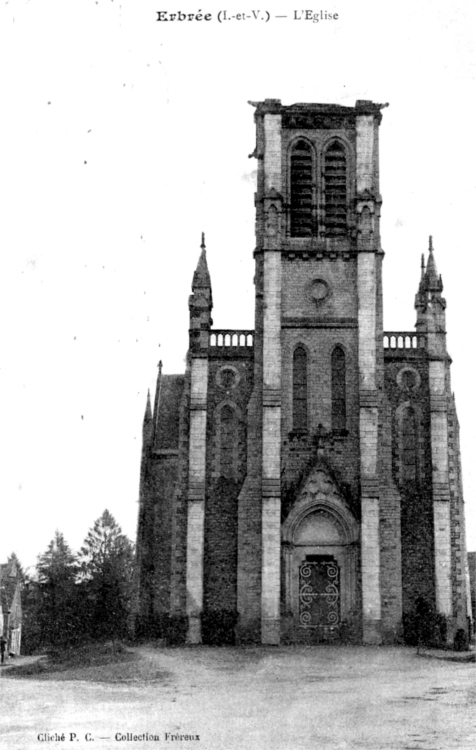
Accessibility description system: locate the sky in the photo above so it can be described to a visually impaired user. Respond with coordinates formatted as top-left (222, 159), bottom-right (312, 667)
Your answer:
top-left (0, 0), bottom-right (475, 574)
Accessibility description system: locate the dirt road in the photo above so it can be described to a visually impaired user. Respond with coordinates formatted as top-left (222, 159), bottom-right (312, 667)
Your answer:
top-left (1, 645), bottom-right (475, 750)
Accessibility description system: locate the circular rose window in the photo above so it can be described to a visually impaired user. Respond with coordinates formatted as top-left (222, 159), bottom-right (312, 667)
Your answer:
top-left (396, 366), bottom-right (421, 391)
top-left (310, 279), bottom-right (329, 305)
top-left (217, 366), bottom-right (239, 390)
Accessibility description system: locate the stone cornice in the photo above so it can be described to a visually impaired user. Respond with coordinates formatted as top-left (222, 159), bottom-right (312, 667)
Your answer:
top-left (250, 99), bottom-right (388, 130)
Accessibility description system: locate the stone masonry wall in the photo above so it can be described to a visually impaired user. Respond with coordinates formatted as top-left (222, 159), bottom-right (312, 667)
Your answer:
top-left (203, 356), bottom-right (253, 622)
top-left (378, 394), bottom-right (403, 642)
top-left (384, 356), bottom-right (436, 624)
top-left (448, 396), bottom-right (470, 631)
top-left (169, 372), bottom-right (191, 616)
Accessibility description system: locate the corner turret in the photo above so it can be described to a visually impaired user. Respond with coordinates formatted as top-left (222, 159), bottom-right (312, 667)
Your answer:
top-left (189, 233), bottom-right (213, 355)
top-left (415, 237), bottom-right (447, 356)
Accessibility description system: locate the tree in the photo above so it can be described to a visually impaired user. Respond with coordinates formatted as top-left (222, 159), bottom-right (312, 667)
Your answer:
top-left (36, 531), bottom-right (79, 648)
top-left (78, 510), bottom-right (134, 644)
top-left (1, 552), bottom-right (25, 606)
top-left (1, 553), bottom-right (25, 653)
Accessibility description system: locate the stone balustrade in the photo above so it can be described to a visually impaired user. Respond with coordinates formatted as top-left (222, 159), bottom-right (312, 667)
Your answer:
top-left (209, 330), bottom-right (254, 348)
top-left (383, 332), bottom-right (427, 351)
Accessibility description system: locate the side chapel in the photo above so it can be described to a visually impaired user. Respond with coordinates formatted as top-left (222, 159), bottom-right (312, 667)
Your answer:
top-left (135, 99), bottom-right (471, 646)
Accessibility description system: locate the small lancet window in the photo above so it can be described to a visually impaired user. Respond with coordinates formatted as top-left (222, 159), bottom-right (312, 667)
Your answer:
top-left (324, 142), bottom-right (347, 237)
top-left (220, 405), bottom-right (235, 479)
top-left (331, 346), bottom-right (346, 432)
top-left (290, 140), bottom-right (313, 238)
top-left (401, 406), bottom-right (417, 481)
top-left (293, 346), bottom-right (308, 432)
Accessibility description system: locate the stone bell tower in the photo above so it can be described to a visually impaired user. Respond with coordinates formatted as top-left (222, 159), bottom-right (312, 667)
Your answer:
top-left (250, 99), bottom-right (388, 644)
top-left (135, 98), bottom-right (471, 649)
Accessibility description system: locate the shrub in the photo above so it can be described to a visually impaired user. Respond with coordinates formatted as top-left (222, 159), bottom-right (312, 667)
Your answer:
top-left (164, 615), bottom-right (188, 645)
top-left (201, 609), bottom-right (238, 645)
top-left (403, 598), bottom-right (448, 648)
top-left (453, 628), bottom-right (469, 652)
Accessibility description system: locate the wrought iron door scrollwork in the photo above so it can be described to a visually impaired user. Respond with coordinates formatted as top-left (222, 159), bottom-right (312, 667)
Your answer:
top-left (298, 560), bottom-right (340, 629)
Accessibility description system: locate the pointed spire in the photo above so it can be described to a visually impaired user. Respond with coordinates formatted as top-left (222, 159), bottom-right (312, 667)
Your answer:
top-left (141, 387), bottom-right (154, 450)
top-left (192, 232), bottom-right (211, 290)
top-left (152, 358), bottom-right (163, 430)
top-left (415, 235), bottom-right (446, 327)
top-left (143, 389), bottom-right (152, 423)
top-left (427, 235), bottom-right (435, 266)
top-left (189, 234), bottom-right (213, 354)
top-left (424, 235), bottom-right (442, 292)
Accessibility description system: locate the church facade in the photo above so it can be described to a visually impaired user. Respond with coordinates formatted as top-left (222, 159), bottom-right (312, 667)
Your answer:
top-left (135, 99), bottom-right (471, 646)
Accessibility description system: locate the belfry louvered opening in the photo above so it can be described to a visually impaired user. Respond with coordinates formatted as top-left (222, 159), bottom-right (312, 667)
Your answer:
top-left (324, 142), bottom-right (347, 237)
top-left (290, 140), bottom-right (313, 237)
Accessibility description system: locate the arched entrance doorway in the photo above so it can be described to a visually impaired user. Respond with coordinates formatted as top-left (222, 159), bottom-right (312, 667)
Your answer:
top-left (282, 466), bottom-right (359, 642)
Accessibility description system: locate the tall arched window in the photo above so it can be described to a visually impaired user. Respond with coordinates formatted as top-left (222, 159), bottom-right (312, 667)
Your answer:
top-left (290, 140), bottom-right (313, 238)
top-left (220, 405), bottom-right (235, 479)
top-left (401, 406), bottom-right (417, 481)
top-left (331, 346), bottom-right (346, 432)
top-left (293, 346), bottom-right (308, 432)
top-left (324, 142), bottom-right (347, 237)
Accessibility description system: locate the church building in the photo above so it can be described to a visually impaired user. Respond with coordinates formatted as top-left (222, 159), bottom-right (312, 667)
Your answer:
top-left (135, 99), bottom-right (471, 646)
